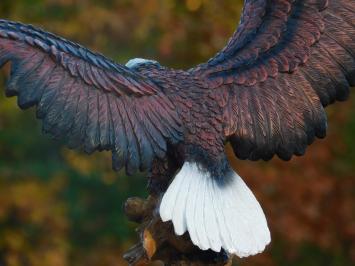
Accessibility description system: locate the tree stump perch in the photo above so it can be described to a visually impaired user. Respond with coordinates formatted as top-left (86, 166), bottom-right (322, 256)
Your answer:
top-left (123, 195), bottom-right (233, 266)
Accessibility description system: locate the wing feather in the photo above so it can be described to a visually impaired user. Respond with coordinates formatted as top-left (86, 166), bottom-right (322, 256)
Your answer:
top-left (57, 79), bottom-right (80, 138)
top-left (68, 84), bottom-right (89, 149)
top-left (37, 67), bottom-right (62, 119)
top-left (111, 97), bottom-right (128, 172)
top-left (118, 98), bottom-right (140, 175)
top-left (84, 88), bottom-right (100, 153)
top-left (0, 20), bottom-right (183, 174)
top-left (44, 72), bottom-right (74, 138)
top-left (192, 0), bottom-right (354, 161)
top-left (97, 91), bottom-right (111, 149)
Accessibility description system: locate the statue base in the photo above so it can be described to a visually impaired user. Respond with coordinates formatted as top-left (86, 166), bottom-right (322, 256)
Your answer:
top-left (123, 196), bottom-right (232, 266)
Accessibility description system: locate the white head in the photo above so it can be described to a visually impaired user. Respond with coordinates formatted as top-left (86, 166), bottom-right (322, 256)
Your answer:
top-left (125, 58), bottom-right (160, 69)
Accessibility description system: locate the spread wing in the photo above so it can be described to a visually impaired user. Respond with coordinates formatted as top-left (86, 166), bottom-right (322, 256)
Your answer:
top-left (0, 20), bottom-right (183, 174)
top-left (191, 0), bottom-right (355, 161)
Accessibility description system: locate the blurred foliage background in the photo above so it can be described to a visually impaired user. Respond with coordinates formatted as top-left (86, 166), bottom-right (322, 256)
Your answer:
top-left (0, 0), bottom-right (354, 266)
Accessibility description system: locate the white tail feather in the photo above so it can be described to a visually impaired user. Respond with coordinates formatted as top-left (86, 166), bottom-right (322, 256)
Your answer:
top-left (159, 162), bottom-right (271, 257)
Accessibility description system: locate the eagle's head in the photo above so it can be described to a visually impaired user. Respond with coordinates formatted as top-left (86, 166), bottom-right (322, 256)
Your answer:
top-left (125, 58), bottom-right (161, 69)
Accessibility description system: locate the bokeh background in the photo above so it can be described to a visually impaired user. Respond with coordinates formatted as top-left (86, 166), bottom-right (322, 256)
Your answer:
top-left (0, 0), bottom-right (354, 265)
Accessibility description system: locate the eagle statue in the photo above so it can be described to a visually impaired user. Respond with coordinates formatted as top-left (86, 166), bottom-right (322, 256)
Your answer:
top-left (0, 0), bottom-right (354, 259)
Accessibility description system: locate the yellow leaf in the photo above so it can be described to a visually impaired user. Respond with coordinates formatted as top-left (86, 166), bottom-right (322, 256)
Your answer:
top-left (143, 229), bottom-right (157, 260)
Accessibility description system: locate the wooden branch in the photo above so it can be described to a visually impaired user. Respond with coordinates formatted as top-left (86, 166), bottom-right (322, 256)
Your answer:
top-left (123, 195), bottom-right (233, 266)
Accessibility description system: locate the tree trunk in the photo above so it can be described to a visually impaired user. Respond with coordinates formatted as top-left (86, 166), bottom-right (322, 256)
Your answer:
top-left (123, 195), bottom-right (232, 266)
top-left (123, 156), bottom-right (233, 266)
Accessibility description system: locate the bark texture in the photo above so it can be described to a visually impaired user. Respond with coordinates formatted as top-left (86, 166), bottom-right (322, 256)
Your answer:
top-left (123, 196), bottom-right (232, 266)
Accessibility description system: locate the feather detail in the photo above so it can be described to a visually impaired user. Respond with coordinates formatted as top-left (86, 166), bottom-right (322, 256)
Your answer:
top-left (160, 162), bottom-right (271, 257)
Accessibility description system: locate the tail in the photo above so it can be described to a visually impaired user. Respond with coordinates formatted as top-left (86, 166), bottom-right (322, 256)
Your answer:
top-left (159, 162), bottom-right (271, 258)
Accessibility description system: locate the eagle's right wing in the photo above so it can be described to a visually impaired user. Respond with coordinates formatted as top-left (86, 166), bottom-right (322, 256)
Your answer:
top-left (191, 0), bottom-right (355, 161)
top-left (0, 20), bottom-right (183, 174)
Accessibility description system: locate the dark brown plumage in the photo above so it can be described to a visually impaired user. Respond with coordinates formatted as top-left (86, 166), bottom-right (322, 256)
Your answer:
top-left (0, 0), bottom-right (354, 258)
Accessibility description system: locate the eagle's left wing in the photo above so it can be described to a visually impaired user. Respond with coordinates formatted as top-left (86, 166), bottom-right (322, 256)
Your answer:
top-left (0, 20), bottom-right (183, 174)
top-left (191, 0), bottom-right (355, 161)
